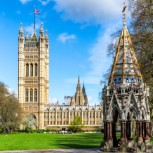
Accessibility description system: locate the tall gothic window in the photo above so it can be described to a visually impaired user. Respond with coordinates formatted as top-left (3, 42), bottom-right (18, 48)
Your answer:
top-left (30, 64), bottom-right (33, 76)
top-left (35, 64), bottom-right (38, 76)
top-left (34, 88), bottom-right (37, 102)
top-left (25, 89), bottom-right (28, 102)
top-left (26, 64), bottom-right (29, 77)
top-left (30, 89), bottom-right (33, 102)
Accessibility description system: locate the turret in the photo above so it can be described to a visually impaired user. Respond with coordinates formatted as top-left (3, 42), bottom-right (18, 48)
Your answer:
top-left (45, 29), bottom-right (48, 43)
top-left (25, 32), bottom-right (29, 42)
top-left (40, 23), bottom-right (44, 37)
top-left (76, 76), bottom-right (81, 91)
top-left (18, 23), bottom-right (24, 43)
top-left (82, 82), bottom-right (88, 106)
top-left (19, 23), bottom-right (24, 37)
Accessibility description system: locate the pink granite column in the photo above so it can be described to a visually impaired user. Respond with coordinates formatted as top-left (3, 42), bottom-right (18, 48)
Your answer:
top-left (121, 120), bottom-right (126, 141)
top-left (104, 122), bottom-right (107, 141)
top-left (144, 121), bottom-right (151, 141)
top-left (137, 121), bottom-right (143, 141)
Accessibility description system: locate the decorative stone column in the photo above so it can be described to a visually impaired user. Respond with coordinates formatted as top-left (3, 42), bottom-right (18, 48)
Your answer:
top-left (137, 120), bottom-right (143, 142)
top-left (144, 121), bottom-right (151, 141)
top-left (102, 120), bottom-right (113, 151)
top-left (121, 120), bottom-right (127, 142)
top-left (126, 120), bottom-right (133, 140)
top-left (107, 122), bottom-right (112, 140)
top-left (104, 121), bottom-right (107, 141)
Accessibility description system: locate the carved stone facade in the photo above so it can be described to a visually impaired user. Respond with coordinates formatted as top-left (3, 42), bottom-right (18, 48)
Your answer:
top-left (45, 78), bottom-right (103, 131)
top-left (18, 24), bottom-right (102, 130)
top-left (18, 23), bottom-right (49, 129)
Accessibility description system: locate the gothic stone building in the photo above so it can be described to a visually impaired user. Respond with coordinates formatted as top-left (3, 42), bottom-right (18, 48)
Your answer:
top-left (18, 24), bottom-right (103, 130)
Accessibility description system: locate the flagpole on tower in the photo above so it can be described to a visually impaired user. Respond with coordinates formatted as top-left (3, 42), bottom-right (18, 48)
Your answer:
top-left (34, 5), bottom-right (36, 31)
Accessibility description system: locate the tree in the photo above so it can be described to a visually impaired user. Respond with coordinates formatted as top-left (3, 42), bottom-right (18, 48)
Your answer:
top-left (0, 82), bottom-right (22, 133)
top-left (129, 0), bottom-right (153, 105)
top-left (23, 114), bottom-right (37, 131)
top-left (68, 116), bottom-right (84, 133)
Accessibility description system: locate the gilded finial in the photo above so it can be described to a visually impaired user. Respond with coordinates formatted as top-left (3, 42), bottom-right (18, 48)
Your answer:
top-left (45, 29), bottom-right (48, 35)
top-left (20, 22), bottom-right (23, 30)
top-left (122, 0), bottom-right (127, 27)
top-left (41, 22), bottom-right (44, 30)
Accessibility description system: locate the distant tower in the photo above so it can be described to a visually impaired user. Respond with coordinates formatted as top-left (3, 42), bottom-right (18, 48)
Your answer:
top-left (18, 23), bottom-right (49, 129)
top-left (70, 76), bottom-right (88, 106)
top-left (82, 82), bottom-right (88, 106)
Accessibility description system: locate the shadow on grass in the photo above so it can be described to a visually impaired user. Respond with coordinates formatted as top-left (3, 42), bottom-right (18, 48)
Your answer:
top-left (54, 133), bottom-right (102, 149)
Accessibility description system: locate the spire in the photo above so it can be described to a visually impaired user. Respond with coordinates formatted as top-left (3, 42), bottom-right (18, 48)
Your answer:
top-left (122, 0), bottom-right (127, 28)
top-left (40, 22), bottom-right (44, 36)
top-left (25, 32), bottom-right (29, 41)
top-left (40, 22), bottom-right (44, 31)
top-left (45, 29), bottom-right (48, 40)
top-left (108, 0), bottom-right (143, 87)
top-left (82, 82), bottom-right (87, 96)
top-left (82, 82), bottom-right (85, 90)
top-left (78, 76), bottom-right (80, 85)
top-left (19, 22), bottom-right (24, 35)
top-left (20, 22), bottom-right (23, 31)
top-left (19, 22), bottom-right (24, 39)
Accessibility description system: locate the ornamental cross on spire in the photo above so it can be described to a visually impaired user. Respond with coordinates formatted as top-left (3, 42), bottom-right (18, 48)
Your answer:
top-left (122, 0), bottom-right (127, 27)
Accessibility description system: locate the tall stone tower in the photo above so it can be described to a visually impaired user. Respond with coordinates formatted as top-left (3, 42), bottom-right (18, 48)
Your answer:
top-left (18, 23), bottom-right (49, 129)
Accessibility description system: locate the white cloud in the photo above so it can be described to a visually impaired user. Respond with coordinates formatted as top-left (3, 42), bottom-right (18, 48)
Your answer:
top-left (66, 22), bottom-right (121, 86)
top-left (38, 0), bottom-right (52, 6)
top-left (25, 23), bottom-right (40, 34)
top-left (58, 33), bottom-right (76, 43)
top-left (87, 22), bottom-right (121, 81)
top-left (20, 0), bottom-right (32, 4)
top-left (54, 0), bottom-right (123, 25)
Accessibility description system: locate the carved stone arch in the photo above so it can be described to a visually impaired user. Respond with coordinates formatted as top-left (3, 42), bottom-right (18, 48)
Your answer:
top-left (29, 113), bottom-right (37, 120)
top-left (109, 93), bottom-right (121, 114)
top-left (140, 105), bottom-right (147, 120)
top-left (130, 93), bottom-right (139, 111)
top-left (111, 106), bottom-right (122, 120)
top-left (126, 106), bottom-right (138, 120)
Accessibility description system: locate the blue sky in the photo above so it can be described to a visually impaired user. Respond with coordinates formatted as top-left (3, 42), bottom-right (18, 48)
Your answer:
top-left (0, 0), bottom-right (125, 104)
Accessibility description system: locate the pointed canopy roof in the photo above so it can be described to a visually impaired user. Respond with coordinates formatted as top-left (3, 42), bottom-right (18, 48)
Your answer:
top-left (109, 1), bottom-right (143, 87)
top-left (109, 26), bottom-right (143, 87)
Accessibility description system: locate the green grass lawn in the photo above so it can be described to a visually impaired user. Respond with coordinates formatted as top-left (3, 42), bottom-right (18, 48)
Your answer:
top-left (0, 133), bottom-right (102, 151)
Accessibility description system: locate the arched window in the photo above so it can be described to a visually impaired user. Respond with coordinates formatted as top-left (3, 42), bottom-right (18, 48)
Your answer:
top-left (25, 89), bottom-right (28, 102)
top-left (30, 89), bottom-right (33, 102)
top-left (30, 64), bottom-right (33, 76)
top-left (26, 64), bottom-right (29, 77)
top-left (35, 64), bottom-right (38, 76)
top-left (34, 88), bottom-right (37, 102)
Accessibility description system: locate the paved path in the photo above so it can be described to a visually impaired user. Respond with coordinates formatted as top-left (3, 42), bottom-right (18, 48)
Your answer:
top-left (0, 149), bottom-right (101, 153)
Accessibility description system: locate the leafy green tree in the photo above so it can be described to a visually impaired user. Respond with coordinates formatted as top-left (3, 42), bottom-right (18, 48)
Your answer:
top-left (129, 0), bottom-right (153, 105)
top-left (0, 82), bottom-right (22, 133)
top-left (68, 116), bottom-right (84, 133)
